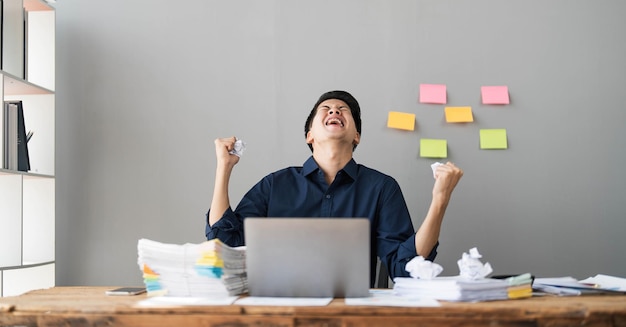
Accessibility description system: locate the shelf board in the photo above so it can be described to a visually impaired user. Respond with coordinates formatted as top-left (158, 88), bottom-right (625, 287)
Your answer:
top-left (3, 73), bottom-right (54, 95)
top-left (24, 0), bottom-right (54, 11)
top-left (0, 261), bottom-right (55, 270)
top-left (0, 168), bottom-right (54, 179)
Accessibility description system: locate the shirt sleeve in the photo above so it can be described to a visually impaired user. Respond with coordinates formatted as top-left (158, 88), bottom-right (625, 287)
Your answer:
top-left (205, 207), bottom-right (245, 246)
top-left (205, 175), bottom-right (272, 247)
top-left (376, 178), bottom-right (439, 280)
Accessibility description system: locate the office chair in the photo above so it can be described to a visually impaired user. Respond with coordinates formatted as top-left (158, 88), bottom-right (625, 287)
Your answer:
top-left (375, 258), bottom-right (390, 288)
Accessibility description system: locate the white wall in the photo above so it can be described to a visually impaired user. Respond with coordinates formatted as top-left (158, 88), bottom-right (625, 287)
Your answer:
top-left (55, 0), bottom-right (626, 286)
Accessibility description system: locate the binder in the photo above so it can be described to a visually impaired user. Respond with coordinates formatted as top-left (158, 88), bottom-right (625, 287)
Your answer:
top-left (2, 100), bottom-right (30, 171)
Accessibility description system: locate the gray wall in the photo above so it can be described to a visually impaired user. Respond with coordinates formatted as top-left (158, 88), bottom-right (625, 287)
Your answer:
top-left (55, 0), bottom-right (626, 286)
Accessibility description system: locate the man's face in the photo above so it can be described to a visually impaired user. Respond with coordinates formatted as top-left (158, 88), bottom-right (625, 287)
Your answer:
top-left (306, 99), bottom-right (360, 150)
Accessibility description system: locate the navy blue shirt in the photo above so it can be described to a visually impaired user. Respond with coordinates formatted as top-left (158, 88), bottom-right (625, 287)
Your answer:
top-left (206, 156), bottom-right (438, 287)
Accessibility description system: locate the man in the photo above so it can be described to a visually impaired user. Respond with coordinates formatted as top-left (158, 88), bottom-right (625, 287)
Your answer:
top-left (206, 90), bottom-right (463, 286)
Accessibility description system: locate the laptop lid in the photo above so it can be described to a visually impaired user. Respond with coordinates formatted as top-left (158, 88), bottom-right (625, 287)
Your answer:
top-left (244, 218), bottom-right (370, 298)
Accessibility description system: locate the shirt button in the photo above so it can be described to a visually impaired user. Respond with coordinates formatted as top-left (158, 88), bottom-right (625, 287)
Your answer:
top-left (325, 195), bottom-right (331, 199)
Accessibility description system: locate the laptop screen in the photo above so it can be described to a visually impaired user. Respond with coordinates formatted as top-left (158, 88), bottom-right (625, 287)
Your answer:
top-left (244, 217), bottom-right (370, 298)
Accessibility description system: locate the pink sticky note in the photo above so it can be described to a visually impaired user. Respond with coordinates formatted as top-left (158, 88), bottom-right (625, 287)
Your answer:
top-left (419, 84), bottom-right (447, 104)
top-left (481, 86), bottom-right (510, 104)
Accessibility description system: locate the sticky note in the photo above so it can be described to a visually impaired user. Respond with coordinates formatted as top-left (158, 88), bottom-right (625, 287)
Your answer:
top-left (445, 106), bottom-right (473, 123)
top-left (387, 111), bottom-right (416, 131)
top-left (420, 139), bottom-right (447, 158)
top-left (419, 84), bottom-right (447, 104)
top-left (479, 129), bottom-right (508, 149)
top-left (481, 86), bottom-right (510, 104)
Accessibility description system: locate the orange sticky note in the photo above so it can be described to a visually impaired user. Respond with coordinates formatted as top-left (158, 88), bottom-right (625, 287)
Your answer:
top-left (143, 264), bottom-right (158, 275)
top-left (387, 111), bottom-right (416, 131)
top-left (419, 84), bottom-right (447, 104)
top-left (481, 86), bottom-right (510, 104)
top-left (445, 106), bottom-right (473, 123)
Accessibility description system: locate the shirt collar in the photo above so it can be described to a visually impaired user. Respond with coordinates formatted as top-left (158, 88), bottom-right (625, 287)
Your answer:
top-left (302, 156), bottom-right (358, 180)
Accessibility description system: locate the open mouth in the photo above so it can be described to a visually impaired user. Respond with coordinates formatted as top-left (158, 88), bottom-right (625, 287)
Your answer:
top-left (325, 117), bottom-right (344, 127)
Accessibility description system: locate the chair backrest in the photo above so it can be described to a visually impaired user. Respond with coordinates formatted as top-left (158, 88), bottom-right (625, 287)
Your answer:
top-left (375, 258), bottom-right (390, 288)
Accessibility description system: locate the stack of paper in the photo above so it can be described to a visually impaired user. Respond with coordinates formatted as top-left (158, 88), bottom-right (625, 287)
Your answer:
top-left (393, 273), bottom-right (532, 302)
top-left (137, 238), bottom-right (247, 297)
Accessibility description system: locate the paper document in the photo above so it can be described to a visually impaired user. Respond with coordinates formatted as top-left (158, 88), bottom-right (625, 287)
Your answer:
top-left (136, 296), bottom-right (239, 307)
top-left (534, 275), bottom-right (626, 295)
top-left (234, 297), bottom-right (333, 306)
top-left (137, 238), bottom-right (247, 297)
top-left (579, 274), bottom-right (626, 292)
top-left (345, 289), bottom-right (440, 307)
top-left (394, 274), bottom-right (532, 302)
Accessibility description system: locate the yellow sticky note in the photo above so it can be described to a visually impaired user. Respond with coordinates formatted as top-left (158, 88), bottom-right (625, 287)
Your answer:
top-left (480, 129), bottom-right (508, 149)
top-left (387, 111), bottom-right (416, 131)
top-left (445, 106), bottom-right (473, 123)
top-left (420, 139), bottom-right (447, 158)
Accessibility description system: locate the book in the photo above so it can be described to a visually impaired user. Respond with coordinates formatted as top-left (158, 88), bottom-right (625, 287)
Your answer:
top-left (1, 0), bottom-right (24, 78)
top-left (2, 100), bottom-right (30, 171)
top-left (3, 101), bottom-right (17, 170)
top-left (14, 101), bottom-right (30, 171)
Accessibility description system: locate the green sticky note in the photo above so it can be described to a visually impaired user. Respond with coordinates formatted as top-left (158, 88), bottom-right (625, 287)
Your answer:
top-left (420, 139), bottom-right (447, 158)
top-left (480, 129), bottom-right (508, 149)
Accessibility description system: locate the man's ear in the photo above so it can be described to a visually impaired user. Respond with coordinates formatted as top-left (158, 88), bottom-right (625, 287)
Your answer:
top-left (306, 130), bottom-right (314, 145)
top-left (353, 132), bottom-right (361, 146)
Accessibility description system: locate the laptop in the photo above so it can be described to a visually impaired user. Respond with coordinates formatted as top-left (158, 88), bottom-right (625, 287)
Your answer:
top-left (244, 217), bottom-right (370, 298)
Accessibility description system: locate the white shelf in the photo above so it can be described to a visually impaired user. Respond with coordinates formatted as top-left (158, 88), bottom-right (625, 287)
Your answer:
top-left (0, 174), bottom-right (22, 268)
top-left (2, 263), bottom-right (55, 297)
top-left (1, 0), bottom-right (55, 297)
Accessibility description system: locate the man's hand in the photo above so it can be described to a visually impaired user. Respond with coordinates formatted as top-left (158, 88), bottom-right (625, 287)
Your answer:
top-left (432, 162), bottom-right (463, 200)
top-left (214, 137), bottom-right (240, 168)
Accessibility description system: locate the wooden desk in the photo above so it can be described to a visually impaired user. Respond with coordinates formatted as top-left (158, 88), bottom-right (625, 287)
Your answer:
top-left (1, 287), bottom-right (625, 326)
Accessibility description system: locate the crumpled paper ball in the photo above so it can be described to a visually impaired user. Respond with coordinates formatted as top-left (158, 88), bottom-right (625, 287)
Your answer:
top-left (405, 256), bottom-right (443, 279)
top-left (457, 247), bottom-right (493, 280)
top-left (229, 139), bottom-right (247, 157)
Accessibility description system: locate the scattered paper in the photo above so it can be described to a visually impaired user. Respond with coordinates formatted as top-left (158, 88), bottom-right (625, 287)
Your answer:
top-left (444, 106), bottom-right (474, 123)
top-left (481, 86), bottom-right (510, 104)
top-left (229, 138), bottom-right (246, 157)
top-left (479, 129), bottom-right (508, 149)
top-left (534, 275), bottom-right (626, 295)
top-left (234, 296), bottom-right (332, 306)
top-left (579, 274), bottom-right (626, 292)
top-left (532, 277), bottom-right (583, 296)
top-left (420, 139), bottom-right (447, 158)
top-left (405, 256), bottom-right (443, 279)
top-left (457, 247), bottom-right (493, 280)
top-left (136, 296), bottom-right (239, 307)
top-left (419, 84), bottom-right (447, 104)
top-left (387, 111), bottom-right (416, 131)
top-left (345, 289), bottom-right (440, 307)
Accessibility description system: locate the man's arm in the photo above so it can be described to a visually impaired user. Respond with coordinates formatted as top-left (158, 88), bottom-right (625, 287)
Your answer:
top-left (415, 162), bottom-right (463, 257)
top-left (208, 137), bottom-right (240, 226)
